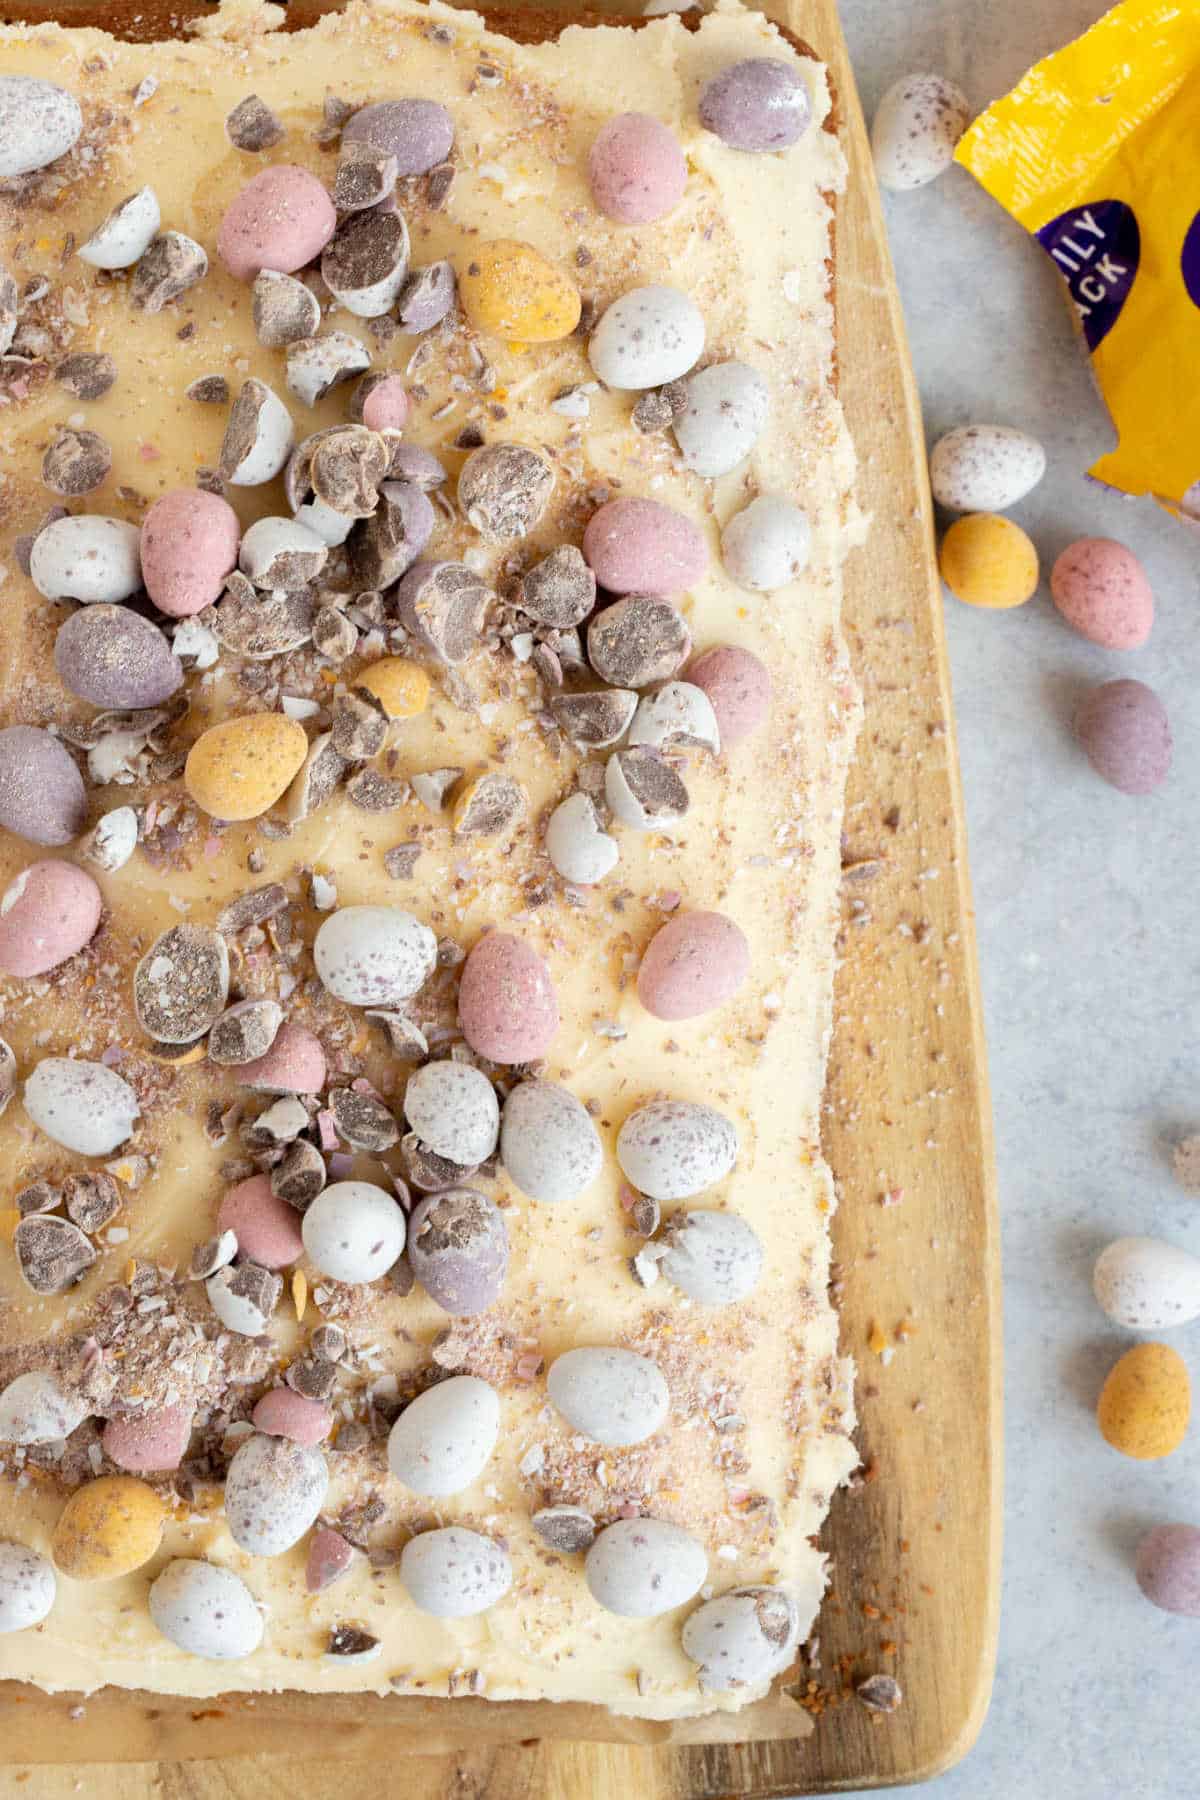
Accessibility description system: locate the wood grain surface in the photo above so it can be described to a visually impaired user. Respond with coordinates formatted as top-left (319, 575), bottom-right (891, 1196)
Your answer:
top-left (0, 0), bottom-right (1002, 1792)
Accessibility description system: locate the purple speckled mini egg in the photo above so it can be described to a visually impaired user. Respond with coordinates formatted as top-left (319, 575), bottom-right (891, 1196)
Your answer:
top-left (0, 726), bottom-right (87, 847)
top-left (343, 99), bottom-right (454, 177)
top-left (1135, 1524), bottom-right (1200, 1616)
top-left (1075, 679), bottom-right (1171, 795)
top-left (687, 645), bottom-right (771, 745)
top-left (1051, 538), bottom-right (1153, 650)
top-left (408, 1188), bottom-right (509, 1316)
top-left (637, 909), bottom-right (750, 1021)
top-left (458, 930), bottom-right (559, 1063)
top-left (698, 58), bottom-right (811, 154)
top-left (582, 497), bottom-right (708, 596)
top-left (0, 859), bottom-right (101, 978)
top-left (588, 112), bottom-right (687, 224)
top-left (54, 604), bottom-right (182, 710)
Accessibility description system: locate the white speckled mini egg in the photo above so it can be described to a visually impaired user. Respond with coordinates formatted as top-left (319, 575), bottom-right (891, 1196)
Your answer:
top-left (24, 1056), bottom-right (140, 1156)
top-left (658, 1209), bottom-right (764, 1305)
top-left (403, 1060), bottom-right (499, 1165)
top-left (0, 1371), bottom-right (89, 1445)
top-left (224, 1432), bottom-right (328, 1556)
top-left (588, 284), bottom-right (705, 390)
top-left (500, 1078), bottom-right (604, 1204)
top-left (681, 1585), bottom-right (800, 1690)
top-left (1093, 1237), bottom-right (1200, 1331)
top-left (547, 1347), bottom-right (669, 1446)
top-left (544, 792), bottom-right (620, 886)
top-left (30, 516), bottom-right (143, 604)
top-left (928, 424), bottom-right (1046, 514)
top-left (628, 682), bottom-right (721, 755)
top-left (0, 1541), bottom-right (56, 1633)
top-left (0, 75), bottom-right (82, 179)
top-left (224, 381), bottom-right (296, 488)
top-left (585, 1518), bottom-right (707, 1618)
top-left (387, 1374), bottom-right (500, 1497)
top-left (673, 361), bottom-right (770, 478)
top-left (616, 1100), bottom-right (739, 1201)
top-left (871, 72), bottom-right (970, 192)
top-left (149, 1559), bottom-right (263, 1660)
top-left (78, 186), bottom-right (161, 269)
top-left (314, 905), bottom-right (437, 1006)
top-left (400, 1526), bottom-right (512, 1619)
top-left (301, 1180), bottom-right (406, 1285)
top-left (720, 496), bottom-right (811, 591)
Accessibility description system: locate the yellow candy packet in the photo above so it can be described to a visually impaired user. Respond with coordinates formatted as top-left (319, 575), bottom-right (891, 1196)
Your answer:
top-left (955, 0), bottom-right (1200, 520)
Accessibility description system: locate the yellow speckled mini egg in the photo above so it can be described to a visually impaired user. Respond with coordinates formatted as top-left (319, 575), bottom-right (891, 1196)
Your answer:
top-left (1097, 1342), bottom-right (1190, 1460)
top-left (184, 714), bottom-right (308, 821)
top-left (357, 657), bottom-right (430, 721)
top-left (51, 1475), bottom-right (167, 1580)
top-left (939, 512), bottom-right (1039, 609)
top-left (457, 239), bottom-right (581, 342)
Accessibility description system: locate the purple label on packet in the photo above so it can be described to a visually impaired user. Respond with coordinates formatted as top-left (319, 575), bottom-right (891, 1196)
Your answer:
top-left (1181, 210), bottom-right (1200, 310)
top-left (1036, 200), bottom-right (1140, 351)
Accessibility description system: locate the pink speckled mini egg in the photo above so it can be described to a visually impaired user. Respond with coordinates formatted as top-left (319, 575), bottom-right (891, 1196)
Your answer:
top-left (306, 1524), bottom-right (355, 1592)
top-left (1051, 537), bottom-right (1153, 649)
top-left (141, 489), bottom-right (241, 619)
top-left (218, 1174), bottom-right (305, 1269)
top-left (217, 165), bottom-right (337, 281)
top-left (458, 932), bottom-right (559, 1065)
top-left (637, 910), bottom-right (751, 1020)
top-left (357, 373), bottom-right (409, 432)
top-left (252, 1387), bottom-right (333, 1448)
top-left (687, 646), bottom-right (771, 746)
top-left (0, 859), bottom-right (101, 978)
top-left (583, 498), bottom-right (709, 595)
top-left (101, 1401), bottom-right (194, 1473)
top-left (588, 113), bottom-right (687, 225)
top-left (239, 1020), bottom-right (326, 1095)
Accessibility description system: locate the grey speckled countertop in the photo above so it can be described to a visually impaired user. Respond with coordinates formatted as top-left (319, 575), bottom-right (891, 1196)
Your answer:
top-left (834, 2), bottom-right (1200, 1797)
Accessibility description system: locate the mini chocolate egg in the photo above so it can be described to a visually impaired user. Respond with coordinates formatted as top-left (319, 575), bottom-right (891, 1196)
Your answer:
top-left (355, 373), bottom-right (410, 432)
top-left (134, 922), bottom-right (229, 1042)
top-left (583, 497), bottom-right (708, 596)
top-left (101, 1402), bottom-right (193, 1474)
top-left (238, 516), bottom-right (328, 591)
top-left (140, 489), bottom-right (241, 618)
top-left (218, 1174), bottom-right (304, 1270)
top-left (403, 1061), bottom-right (499, 1165)
top-left (185, 714), bottom-right (309, 820)
top-left (547, 1347), bottom-right (669, 1446)
top-left (301, 1180), bottom-right (406, 1284)
top-left (78, 186), bottom-right (160, 270)
top-left (239, 1020), bottom-right (327, 1095)
top-left (149, 1559), bottom-right (263, 1659)
top-left (0, 1371), bottom-right (89, 1445)
top-left (217, 165), bottom-right (337, 281)
top-left (1135, 1524), bottom-right (1200, 1617)
top-left (545, 792), bottom-right (620, 886)
top-left (54, 604), bottom-right (182, 710)
top-left (500, 1078), bottom-right (604, 1204)
top-left (251, 1388), bottom-right (332, 1448)
top-left (458, 931), bottom-right (559, 1063)
top-left (1075, 679), bottom-right (1171, 795)
top-left (306, 1526), bottom-right (355, 1593)
top-left (387, 1374), bottom-right (500, 1496)
top-left (51, 1475), bottom-right (166, 1580)
top-left (605, 747), bottom-right (690, 832)
top-left (674, 362), bottom-right (770, 478)
top-left (1051, 538), bottom-right (1153, 649)
top-left (0, 860), bottom-right (101, 977)
top-left (0, 727), bottom-right (87, 846)
top-left (205, 1264), bottom-right (280, 1337)
top-left (0, 1541), bottom-right (56, 1633)
top-left (928, 424), bottom-right (1045, 513)
top-left (1097, 1342), bottom-right (1190, 1460)
top-left (1092, 1237), bottom-right (1200, 1331)
top-left (657, 1208), bottom-right (764, 1304)
top-left (220, 380), bottom-right (296, 487)
top-left (617, 1100), bottom-right (738, 1201)
top-left (224, 1432), bottom-right (328, 1556)
top-left (682, 1586), bottom-right (800, 1690)
top-left (699, 58), bottom-right (810, 153)
top-left (588, 285), bottom-right (705, 390)
top-left (30, 515), bottom-right (142, 604)
top-left (400, 1526), bottom-right (512, 1619)
top-left (721, 495), bottom-right (810, 591)
top-left (407, 1189), bottom-right (509, 1316)
top-left (457, 239), bottom-right (581, 343)
top-left (585, 1518), bottom-right (707, 1617)
top-left (871, 73), bottom-right (970, 191)
top-left (588, 596), bottom-right (691, 689)
top-left (397, 259), bottom-right (457, 332)
top-left (82, 805), bottom-right (138, 873)
top-left (24, 1056), bottom-right (139, 1156)
top-left (687, 646), bottom-right (771, 745)
top-left (588, 112), bottom-right (687, 224)
top-left (321, 209), bottom-right (411, 317)
top-left (314, 905), bottom-right (437, 1005)
top-left (939, 512), bottom-right (1038, 609)
top-left (0, 75), bottom-right (82, 177)
top-left (637, 910), bottom-right (749, 1020)
top-left (343, 99), bottom-right (454, 177)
